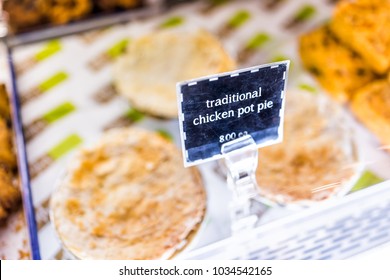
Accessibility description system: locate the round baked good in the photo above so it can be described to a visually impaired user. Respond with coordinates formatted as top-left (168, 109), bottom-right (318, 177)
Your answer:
top-left (51, 127), bottom-right (206, 259)
top-left (113, 29), bottom-right (236, 118)
top-left (256, 90), bottom-right (359, 205)
top-left (37, 0), bottom-right (92, 24)
top-left (3, 0), bottom-right (44, 32)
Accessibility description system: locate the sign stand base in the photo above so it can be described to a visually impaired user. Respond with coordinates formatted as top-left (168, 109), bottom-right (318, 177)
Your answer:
top-left (221, 135), bottom-right (267, 236)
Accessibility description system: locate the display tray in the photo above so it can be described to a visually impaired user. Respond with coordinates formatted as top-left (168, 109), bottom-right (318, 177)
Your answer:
top-left (6, 0), bottom-right (390, 259)
top-left (183, 181), bottom-right (390, 260)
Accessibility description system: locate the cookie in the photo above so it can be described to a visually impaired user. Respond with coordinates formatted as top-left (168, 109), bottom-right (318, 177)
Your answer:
top-left (113, 29), bottom-right (236, 118)
top-left (329, 0), bottom-right (390, 74)
top-left (351, 79), bottom-right (390, 148)
top-left (37, 0), bottom-right (92, 25)
top-left (299, 25), bottom-right (376, 103)
top-left (51, 127), bottom-right (206, 259)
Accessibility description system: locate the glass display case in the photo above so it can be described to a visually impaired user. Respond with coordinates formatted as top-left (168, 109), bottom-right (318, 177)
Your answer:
top-left (1, 0), bottom-right (390, 260)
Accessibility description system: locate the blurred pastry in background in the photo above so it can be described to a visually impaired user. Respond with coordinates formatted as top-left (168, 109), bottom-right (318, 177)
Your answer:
top-left (351, 79), bottom-right (390, 149)
top-left (299, 25), bottom-right (376, 103)
top-left (113, 29), bottom-right (236, 118)
top-left (51, 127), bottom-right (206, 259)
top-left (96, 0), bottom-right (141, 11)
top-left (3, 0), bottom-right (44, 33)
top-left (4, 0), bottom-right (145, 33)
top-left (329, 0), bottom-right (390, 74)
top-left (0, 85), bottom-right (21, 223)
top-left (0, 86), bottom-right (16, 169)
top-left (256, 90), bottom-right (359, 205)
top-left (0, 118), bottom-right (16, 169)
top-left (0, 84), bottom-right (11, 120)
top-left (37, 0), bottom-right (92, 25)
top-left (0, 168), bottom-right (21, 222)
top-left (299, 0), bottom-right (390, 153)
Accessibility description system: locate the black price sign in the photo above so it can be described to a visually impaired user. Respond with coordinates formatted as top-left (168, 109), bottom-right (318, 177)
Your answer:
top-left (177, 61), bottom-right (289, 166)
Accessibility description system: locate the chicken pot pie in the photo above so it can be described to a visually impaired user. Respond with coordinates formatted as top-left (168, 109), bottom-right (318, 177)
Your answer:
top-left (256, 90), bottom-right (360, 205)
top-left (113, 29), bottom-right (236, 118)
top-left (51, 127), bottom-right (206, 259)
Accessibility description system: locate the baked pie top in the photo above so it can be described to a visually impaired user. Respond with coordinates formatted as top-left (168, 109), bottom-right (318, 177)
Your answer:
top-left (256, 91), bottom-right (359, 204)
top-left (51, 128), bottom-right (206, 259)
top-left (113, 29), bottom-right (236, 118)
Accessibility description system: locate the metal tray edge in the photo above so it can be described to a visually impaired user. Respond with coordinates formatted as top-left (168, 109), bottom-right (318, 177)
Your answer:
top-left (6, 46), bottom-right (41, 260)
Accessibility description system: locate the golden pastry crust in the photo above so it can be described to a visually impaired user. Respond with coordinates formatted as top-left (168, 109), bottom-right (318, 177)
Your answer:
top-left (0, 85), bottom-right (10, 120)
top-left (299, 25), bottom-right (376, 103)
top-left (37, 0), bottom-right (92, 24)
top-left (51, 128), bottom-right (206, 259)
top-left (0, 119), bottom-right (16, 169)
top-left (0, 168), bottom-right (21, 213)
top-left (351, 79), bottom-right (390, 148)
top-left (113, 29), bottom-right (236, 118)
top-left (0, 85), bottom-right (20, 223)
top-left (256, 90), bottom-right (359, 204)
top-left (3, 0), bottom-right (44, 32)
top-left (329, 0), bottom-right (390, 74)
top-left (0, 205), bottom-right (7, 221)
top-left (96, 0), bottom-right (140, 10)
